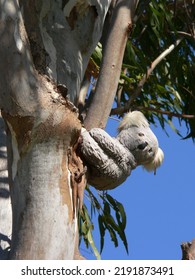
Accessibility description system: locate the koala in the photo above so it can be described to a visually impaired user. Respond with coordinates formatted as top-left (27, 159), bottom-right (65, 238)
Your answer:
top-left (80, 111), bottom-right (164, 190)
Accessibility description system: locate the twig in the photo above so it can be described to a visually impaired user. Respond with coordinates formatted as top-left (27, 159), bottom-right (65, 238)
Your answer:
top-left (136, 106), bottom-right (195, 119)
top-left (172, 31), bottom-right (195, 39)
top-left (110, 38), bottom-right (183, 116)
top-left (111, 105), bottom-right (195, 119)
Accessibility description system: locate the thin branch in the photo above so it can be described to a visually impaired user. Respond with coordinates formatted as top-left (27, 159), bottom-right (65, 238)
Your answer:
top-left (170, 31), bottom-right (195, 39)
top-left (84, 0), bottom-right (138, 130)
top-left (110, 38), bottom-right (183, 116)
top-left (111, 105), bottom-right (195, 119)
top-left (135, 106), bottom-right (195, 119)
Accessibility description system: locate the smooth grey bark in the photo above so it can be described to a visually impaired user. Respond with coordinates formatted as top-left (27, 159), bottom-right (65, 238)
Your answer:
top-left (84, 0), bottom-right (138, 130)
top-left (19, 0), bottom-right (112, 105)
top-left (0, 0), bottom-right (111, 259)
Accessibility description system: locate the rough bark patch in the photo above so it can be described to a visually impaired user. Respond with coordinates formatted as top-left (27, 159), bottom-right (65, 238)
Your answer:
top-left (1, 112), bottom-right (34, 154)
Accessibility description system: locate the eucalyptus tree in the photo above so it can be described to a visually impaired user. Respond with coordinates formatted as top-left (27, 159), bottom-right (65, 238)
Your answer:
top-left (0, 0), bottom-right (194, 260)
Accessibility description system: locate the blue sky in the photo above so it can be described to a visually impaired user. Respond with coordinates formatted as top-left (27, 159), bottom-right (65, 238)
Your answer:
top-left (81, 116), bottom-right (195, 260)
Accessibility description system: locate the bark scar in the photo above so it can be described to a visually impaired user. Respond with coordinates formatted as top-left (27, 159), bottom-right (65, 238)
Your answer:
top-left (68, 135), bottom-right (87, 219)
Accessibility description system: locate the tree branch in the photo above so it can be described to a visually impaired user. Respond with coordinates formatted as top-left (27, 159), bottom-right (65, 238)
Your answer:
top-left (110, 38), bottom-right (183, 116)
top-left (84, 0), bottom-right (138, 130)
top-left (134, 106), bottom-right (195, 119)
top-left (172, 31), bottom-right (195, 40)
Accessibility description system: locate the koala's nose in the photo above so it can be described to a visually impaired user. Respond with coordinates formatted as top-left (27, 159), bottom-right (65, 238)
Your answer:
top-left (137, 142), bottom-right (148, 150)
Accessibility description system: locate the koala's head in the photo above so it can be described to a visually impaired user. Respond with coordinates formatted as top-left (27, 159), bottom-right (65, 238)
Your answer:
top-left (117, 111), bottom-right (164, 173)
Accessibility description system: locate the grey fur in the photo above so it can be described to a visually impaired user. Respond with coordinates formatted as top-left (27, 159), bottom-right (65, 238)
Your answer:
top-left (81, 111), bottom-right (164, 190)
top-left (117, 125), bottom-right (159, 166)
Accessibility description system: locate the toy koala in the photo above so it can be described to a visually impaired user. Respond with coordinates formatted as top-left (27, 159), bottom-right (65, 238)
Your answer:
top-left (80, 111), bottom-right (164, 190)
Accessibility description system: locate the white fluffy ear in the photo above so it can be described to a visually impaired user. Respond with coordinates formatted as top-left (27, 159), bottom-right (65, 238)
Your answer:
top-left (143, 148), bottom-right (164, 174)
top-left (118, 111), bottom-right (149, 132)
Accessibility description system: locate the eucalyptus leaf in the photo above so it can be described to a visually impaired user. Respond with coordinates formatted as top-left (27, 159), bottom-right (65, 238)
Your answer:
top-left (98, 215), bottom-right (106, 253)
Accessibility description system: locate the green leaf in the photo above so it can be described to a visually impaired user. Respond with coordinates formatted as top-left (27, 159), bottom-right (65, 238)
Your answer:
top-left (106, 193), bottom-right (116, 206)
top-left (115, 201), bottom-right (127, 230)
top-left (81, 221), bottom-right (88, 236)
top-left (104, 194), bottom-right (128, 253)
top-left (98, 215), bottom-right (106, 253)
top-left (167, 119), bottom-right (182, 136)
top-left (156, 84), bottom-right (167, 94)
top-left (91, 42), bottom-right (102, 66)
top-left (122, 63), bottom-right (138, 70)
top-left (103, 201), bottom-right (111, 215)
top-left (107, 225), bottom-right (118, 248)
top-left (79, 204), bottom-right (100, 259)
top-left (120, 73), bottom-right (136, 84)
top-left (105, 214), bottom-right (129, 254)
top-left (85, 187), bottom-right (101, 216)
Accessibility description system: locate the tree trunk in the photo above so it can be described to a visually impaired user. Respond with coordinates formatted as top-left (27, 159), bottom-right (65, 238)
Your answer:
top-left (0, 0), bottom-right (111, 259)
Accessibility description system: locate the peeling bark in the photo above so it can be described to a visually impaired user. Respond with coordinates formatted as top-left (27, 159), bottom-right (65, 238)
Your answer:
top-left (3, 95), bottom-right (82, 259)
top-left (2, 99), bottom-right (82, 259)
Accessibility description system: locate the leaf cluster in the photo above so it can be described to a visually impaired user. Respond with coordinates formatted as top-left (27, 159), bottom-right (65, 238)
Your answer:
top-left (120, 0), bottom-right (195, 139)
top-left (79, 187), bottom-right (128, 258)
top-left (80, 0), bottom-right (195, 258)
top-left (85, 0), bottom-right (195, 139)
